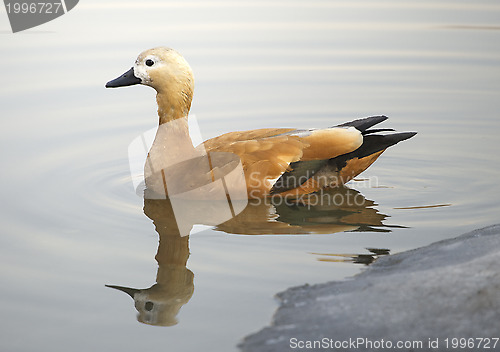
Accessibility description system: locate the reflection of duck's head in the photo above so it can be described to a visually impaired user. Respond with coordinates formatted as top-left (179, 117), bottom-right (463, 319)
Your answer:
top-left (106, 270), bottom-right (194, 327)
top-left (106, 47), bottom-right (194, 121)
top-left (106, 231), bottom-right (194, 326)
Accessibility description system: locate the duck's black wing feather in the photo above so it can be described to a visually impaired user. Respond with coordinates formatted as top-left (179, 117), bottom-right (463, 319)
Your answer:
top-left (270, 116), bottom-right (416, 194)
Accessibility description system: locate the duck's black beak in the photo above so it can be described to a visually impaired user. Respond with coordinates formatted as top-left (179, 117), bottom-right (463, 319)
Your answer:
top-left (105, 67), bottom-right (142, 88)
top-left (105, 284), bottom-right (141, 299)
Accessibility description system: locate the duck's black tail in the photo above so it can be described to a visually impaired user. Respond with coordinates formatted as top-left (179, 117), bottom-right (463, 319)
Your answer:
top-left (335, 115), bottom-right (390, 133)
top-left (270, 116), bottom-right (416, 194)
top-left (333, 115), bottom-right (417, 163)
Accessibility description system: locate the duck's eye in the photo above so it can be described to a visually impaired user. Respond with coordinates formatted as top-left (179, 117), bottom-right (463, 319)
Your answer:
top-left (145, 301), bottom-right (154, 311)
top-left (145, 59), bottom-right (154, 67)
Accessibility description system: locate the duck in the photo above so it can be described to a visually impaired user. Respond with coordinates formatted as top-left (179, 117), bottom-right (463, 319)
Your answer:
top-left (106, 47), bottom-right (416, 199)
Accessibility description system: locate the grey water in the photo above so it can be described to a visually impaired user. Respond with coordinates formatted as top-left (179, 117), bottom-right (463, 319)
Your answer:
top-left (1, 1), bottom-right (499, 351)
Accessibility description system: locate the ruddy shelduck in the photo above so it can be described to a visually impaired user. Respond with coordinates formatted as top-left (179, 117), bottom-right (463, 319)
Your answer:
top-left (106, 47), bottom-right (416, 199)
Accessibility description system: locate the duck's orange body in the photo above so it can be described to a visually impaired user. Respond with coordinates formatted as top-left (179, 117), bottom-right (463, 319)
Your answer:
top-left (106, 47), bottom-right (416, 199)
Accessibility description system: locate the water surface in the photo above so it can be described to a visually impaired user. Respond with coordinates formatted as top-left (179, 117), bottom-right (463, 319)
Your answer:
top-left (1, 1), bottom-right (500, 351)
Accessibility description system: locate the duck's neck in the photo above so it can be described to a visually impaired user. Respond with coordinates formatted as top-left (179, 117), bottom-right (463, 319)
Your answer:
top-left (156, 92), bottom-right (192, 125)
top-left (148, 92), bottom-right (197, 165)
top-left (144, 90), bottom-right (200, 197)
top-left (153, 91), bottom-right (194, 147)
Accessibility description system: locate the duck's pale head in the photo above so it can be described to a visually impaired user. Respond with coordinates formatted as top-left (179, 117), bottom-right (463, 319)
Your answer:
top-left (106, 47), bottom-right (193, 92)
top-left (106, 47), bottom-right (195, 122)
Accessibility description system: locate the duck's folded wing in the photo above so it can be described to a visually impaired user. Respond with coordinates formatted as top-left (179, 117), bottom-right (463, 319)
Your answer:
top-left (288, 127), bottom-right (362, 160)
top-left (203, 126), bottom-right (362, 161)
top-left (203, 127), bottom-right (363, 196)
top-left (202, 128), bottom-right (296, 148)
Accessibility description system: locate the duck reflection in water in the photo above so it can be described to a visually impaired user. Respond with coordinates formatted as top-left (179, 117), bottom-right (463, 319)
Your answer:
top-left (106, 216), bottom-right (192, 326)
top-left (106, 187), bottom-right (404, 326)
